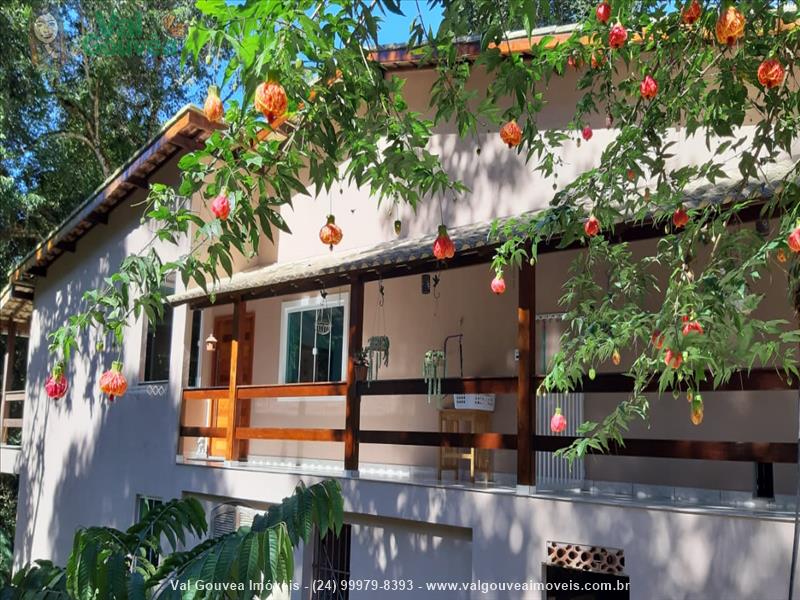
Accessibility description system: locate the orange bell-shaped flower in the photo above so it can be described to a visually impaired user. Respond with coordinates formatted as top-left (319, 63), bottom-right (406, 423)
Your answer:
top-left (319, 215), bottom-right (343, 250)
top-left (432, 225), bottom-right (456, 260)
top-left (254, 81), bottom-right (288, 124)
top-left (757, 59), bottom-right (785, 89)
top-left (499, 120), bottom-right (522, 148)
top-left (99, 361), bottom-right (128, 402)
top-left (203, 85), bottom-right (224, 123)
top-left (715, 7), bottom-right (745, 46)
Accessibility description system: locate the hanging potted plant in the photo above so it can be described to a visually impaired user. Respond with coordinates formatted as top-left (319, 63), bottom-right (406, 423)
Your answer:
top-left (364, 281), bottom-right (390, 383)
top-left (366, 335), bottom-right (389, 382)
top-left (353, 349), bottom-right (370, 382)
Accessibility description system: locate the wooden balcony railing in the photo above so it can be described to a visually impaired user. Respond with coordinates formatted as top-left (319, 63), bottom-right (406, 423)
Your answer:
top-left (177, 276), bottom-right (800, 492)
top-left (1, 389), bottom-right (25, 445)
top-left (178, 368), bottom-right (798, 472)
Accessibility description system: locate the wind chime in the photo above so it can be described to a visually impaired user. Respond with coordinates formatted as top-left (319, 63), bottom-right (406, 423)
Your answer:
top-left (422, 273), bottom-right (446, 404)
top-left (310, 289), bottom-right (334, 381)
top-left (365, 280), bottom-right (390, 383)
top-left (315, 289), bottom-right (332, 336)
top-left (423, 350), bottom-right (446, 404)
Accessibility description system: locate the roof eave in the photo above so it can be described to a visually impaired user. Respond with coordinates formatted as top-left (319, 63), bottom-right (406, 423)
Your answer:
top-left (8, 105), bottom-right (220, 286)
top-left (372, 24), bottom-right (579, 70)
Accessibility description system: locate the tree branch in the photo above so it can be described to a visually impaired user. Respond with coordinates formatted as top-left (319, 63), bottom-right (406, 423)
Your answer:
top-left (46, 131), bottom-right (111, 177)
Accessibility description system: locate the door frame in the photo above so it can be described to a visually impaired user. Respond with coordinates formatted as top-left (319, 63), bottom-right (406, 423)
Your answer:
top-left (208, 311), bottom-right (255, 459)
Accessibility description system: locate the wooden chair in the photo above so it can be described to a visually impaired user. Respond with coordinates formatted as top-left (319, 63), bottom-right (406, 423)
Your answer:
top-left (438, 409), bottom-right (493, 483)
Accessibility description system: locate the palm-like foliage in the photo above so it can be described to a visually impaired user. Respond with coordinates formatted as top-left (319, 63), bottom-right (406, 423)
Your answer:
top-left (1, 480), bottom-right (343, 599)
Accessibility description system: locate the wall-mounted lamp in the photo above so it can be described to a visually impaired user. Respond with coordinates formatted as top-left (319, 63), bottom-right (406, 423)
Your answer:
top-left (421, 273), bottom-right (431, 294)
top-left (755, 218), bottom-right (770, 236)
top-left (205, 333), bottom-right (218, 352)
top-left (421, 273), bottom-right (440, 296)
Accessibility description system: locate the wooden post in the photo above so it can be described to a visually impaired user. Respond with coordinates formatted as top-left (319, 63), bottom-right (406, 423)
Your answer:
top-left (344, 278), bottom-right (365, 473)
top-left (517, 262), bottom-right (535, 490)
top-left (0, 321), bottom-right (16, 444)
top-left (224, 299), bottom-right (244, 461)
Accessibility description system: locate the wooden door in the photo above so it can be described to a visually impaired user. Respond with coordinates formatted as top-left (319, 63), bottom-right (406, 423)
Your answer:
top-left (210, 313), bottom-right (255, 457)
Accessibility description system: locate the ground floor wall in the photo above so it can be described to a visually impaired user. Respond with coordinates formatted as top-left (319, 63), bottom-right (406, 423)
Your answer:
top-left (13, 459), bottom-right (798, 600)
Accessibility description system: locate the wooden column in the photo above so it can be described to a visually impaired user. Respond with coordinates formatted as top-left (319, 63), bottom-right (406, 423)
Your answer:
top-left (344, 278), bottom-right (365, 472)
top-left (224, 299), bottom-right (245, 461)
top-left (0, 321), bottom-right (16, 444)
top-left (517, 262), bottom-right (535, 489)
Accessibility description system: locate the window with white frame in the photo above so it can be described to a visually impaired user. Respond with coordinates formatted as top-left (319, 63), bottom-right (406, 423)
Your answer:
top-left (279, 294), bottom-right (348, 384)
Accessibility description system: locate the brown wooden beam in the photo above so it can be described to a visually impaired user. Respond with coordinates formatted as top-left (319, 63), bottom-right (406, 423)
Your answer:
top-left (185, 366), bottom-right (791, 406)
top-left (344, 277), bottom-right (365, 471)
top-left (517, 261), bottom-right (535, 487)
top-left (236, 427), bottom-right (345, 442)
top-left (358, 376), bottom-right (516, 396)
top-left (360, 430), bottom-right (517, 450)
top-left (224, 299), bottom-right (245, 461)
top-left (553, 368), bottom-right (795, 393)
top-left (9, 288), bottom-right (34, 302)
top-left (360, 429), bottom-right (797, 462)
top-left (180, 426), bottom-right (227, 438)
top-left (55, 240), bottom-right (77, 253)
top-left (171, 133), bottom-right (205, 151)
top-left (182, 387), bottom-right (229, 401)
top-left (85, 211), bottom-right (108, 225)
top-left (237, 381), bottom-right (347, 399)
top-left (126, 175), bottom-right (150, 189)
top-left (357, 369), bottom-right (791, 396)
top-left (534, 435), bottom-right (799, 463)
top-left (178, 423), bottom-right (800, 463)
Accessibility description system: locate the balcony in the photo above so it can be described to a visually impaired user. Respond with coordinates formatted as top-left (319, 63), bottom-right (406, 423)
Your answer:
top-left (1, 389), bottom-right (24, 445)
top-left (174, 260), bottom-right (799, 516)
top-left (0, 314), bottom-right (28, 475)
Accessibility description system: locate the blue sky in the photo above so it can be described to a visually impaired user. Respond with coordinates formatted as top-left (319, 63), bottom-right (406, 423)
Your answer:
top-left (375, 2), bottom-right (442, 45)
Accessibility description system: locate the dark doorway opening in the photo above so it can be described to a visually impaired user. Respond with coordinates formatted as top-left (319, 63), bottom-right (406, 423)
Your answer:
top-left (543, 564), bottom-right (630, 600)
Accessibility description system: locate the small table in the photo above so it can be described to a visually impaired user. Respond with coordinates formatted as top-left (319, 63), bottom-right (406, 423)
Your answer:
top-left (438, 409), bottom-right (493, 483)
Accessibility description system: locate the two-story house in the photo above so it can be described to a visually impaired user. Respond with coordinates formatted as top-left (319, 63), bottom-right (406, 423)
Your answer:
top-left (3, 28), bottom-right (799, 599)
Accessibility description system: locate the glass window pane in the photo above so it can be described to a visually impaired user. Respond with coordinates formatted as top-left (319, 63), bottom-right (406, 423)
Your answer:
top-left (285, 311), bottom-right (301, 383)
top-left (143, 282), bottom-right (175, 382)
top-left (298, 310), bottom-right (317, 382)
top-left (314, 309), bottom-right (332, 382)
top-left (284, 304), bottom-right (345, 384)
top-left (328, 307), bottom-right (344, 382)
top-left (187, 311), bottom-right (202, 387)
top-left (144, 308), bottom-right (173, 381)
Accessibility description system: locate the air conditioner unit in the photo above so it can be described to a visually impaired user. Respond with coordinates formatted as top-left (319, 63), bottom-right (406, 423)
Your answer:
top-left (210, 503), bottom-right (261, 538)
